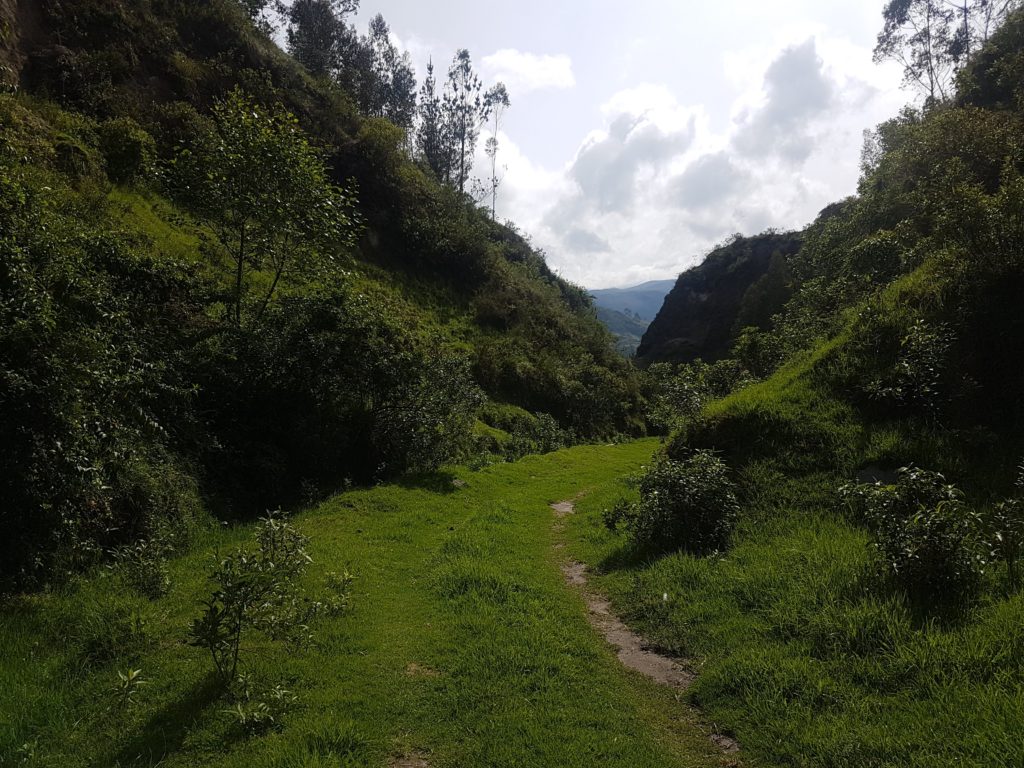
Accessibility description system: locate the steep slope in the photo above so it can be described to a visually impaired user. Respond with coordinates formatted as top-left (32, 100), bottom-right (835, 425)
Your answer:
top-left (590, 13), bottom-right (1024, 766)
top-left (0, 0), bottom-right (643, 588)
top-left (636, 232), bottom-right (800, 365)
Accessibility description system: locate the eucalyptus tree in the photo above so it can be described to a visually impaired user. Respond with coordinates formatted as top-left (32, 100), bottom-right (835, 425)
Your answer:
top-left (875, 0), bottom-right (1022, 103)
top-left (484, 83), bottom-right (510, 219)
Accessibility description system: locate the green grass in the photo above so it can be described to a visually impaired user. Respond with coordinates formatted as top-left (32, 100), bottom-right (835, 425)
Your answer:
top-left (0, 441), bottom-right (732, 768)
top-left (569, 455), bottom-right (1024, 768)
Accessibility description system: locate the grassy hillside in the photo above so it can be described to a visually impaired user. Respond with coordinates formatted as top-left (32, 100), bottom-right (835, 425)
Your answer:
top-left (0, 0), bottom-right (644, 589)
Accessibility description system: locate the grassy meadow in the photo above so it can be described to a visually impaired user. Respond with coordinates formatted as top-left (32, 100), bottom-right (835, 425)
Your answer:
top-left (1, 440), bottom-right (737, 768)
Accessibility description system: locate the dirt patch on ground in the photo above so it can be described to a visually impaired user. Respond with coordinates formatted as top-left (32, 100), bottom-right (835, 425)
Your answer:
top-left (550, 500), bottom-right (576, 518)
top-left (405, 662), bottom-right (440, 678)
top-left (388, 753), bottom-right (429, 768)
top-left (561, 558), bottom-right (695, 689)
top-left (550, 499), bottom-right (740, 756)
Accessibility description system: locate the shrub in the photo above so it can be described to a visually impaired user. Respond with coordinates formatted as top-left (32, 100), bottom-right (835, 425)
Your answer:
top-left (190, 512), bottom-right (352, 685)
top-left (840, 467), bottom-right (985, 602)
top-left (604, 450), bottom-right (739, 553)
top-left (97, 117), bottom-right (156, 183)
top-left (110, 539), bottom-right (170, 599)
top-left (865, 319), bottom-right (953, 416)
top-left (189, 512), bottom-right (314, 684)
top-left (986, 464), bottom-right (1024, 591)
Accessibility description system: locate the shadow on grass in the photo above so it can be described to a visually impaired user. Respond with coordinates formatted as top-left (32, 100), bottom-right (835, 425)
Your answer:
top-left (111, 674), bottom-right (224, 765)
top-left (597, 542), bottom-right (664, 575)
top-left (395, 470), bottom-right (461, 495)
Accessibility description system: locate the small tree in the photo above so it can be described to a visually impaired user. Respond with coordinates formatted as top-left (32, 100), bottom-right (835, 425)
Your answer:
top-left (190, 512), bottom-right (316, 684)
top-left (172, 89), bottom-right (361, 326)
top-left (483, 83), bottom-right (510, 219)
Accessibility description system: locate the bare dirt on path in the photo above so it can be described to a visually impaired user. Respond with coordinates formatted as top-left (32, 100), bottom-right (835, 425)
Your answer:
top-left (550, 499), bottom-right (740, 756)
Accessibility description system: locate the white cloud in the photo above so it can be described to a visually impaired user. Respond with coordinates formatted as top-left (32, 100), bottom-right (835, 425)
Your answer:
top-left (481, 49), bottom-right (576, 94)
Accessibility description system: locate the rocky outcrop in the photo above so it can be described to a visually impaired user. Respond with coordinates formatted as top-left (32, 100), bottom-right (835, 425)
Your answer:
top-left (637, 232), bottom-right (801, 365)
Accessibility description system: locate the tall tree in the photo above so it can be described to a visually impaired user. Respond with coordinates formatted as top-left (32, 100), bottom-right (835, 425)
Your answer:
top-left (483, 83), bottom-right (510, 219)
top-left (283, 0), bottom-right (358, 78)
top-left (443, 49), bottom-right (490, 195)
top-left (416, 60), bottom-right (451, 183)
top-left (875, 0), bottom-right (1022, 103)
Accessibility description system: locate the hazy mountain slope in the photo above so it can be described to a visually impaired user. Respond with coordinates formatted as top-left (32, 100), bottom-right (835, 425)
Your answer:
top-left (590, 280), bottom-right (676, 322)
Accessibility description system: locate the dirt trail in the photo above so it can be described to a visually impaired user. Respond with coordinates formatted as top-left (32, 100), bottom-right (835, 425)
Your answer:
top-left (550, 499), bottom-right (740, 756)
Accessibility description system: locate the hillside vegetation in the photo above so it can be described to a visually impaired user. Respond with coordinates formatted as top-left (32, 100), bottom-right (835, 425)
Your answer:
top-left (0, 0), bottom-right (642, 590)
top-left (589, 8), bottom-right (1024, 766)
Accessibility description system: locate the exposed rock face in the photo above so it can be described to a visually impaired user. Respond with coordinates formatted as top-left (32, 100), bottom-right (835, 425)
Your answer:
top-left (0, 0), bottom-right (19, 87)
top-left (637, 232), bottom-right (802, 365)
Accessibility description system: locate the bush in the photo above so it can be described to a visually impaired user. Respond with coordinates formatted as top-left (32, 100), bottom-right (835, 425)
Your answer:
top-left (189, 512), bottom-right (314, 684)
top-left (604, 450), bottom-right (739, 553)
top-left (97, 117), bottom-right (156, 183)
top-left (840, 467), bottom-right (985, 602)
top-left (189, 512), bottom-right (351, 685)
top-left (110, 539), bottom-right (170, 599)
top-left (986, 463), bottom-right (1024, 591)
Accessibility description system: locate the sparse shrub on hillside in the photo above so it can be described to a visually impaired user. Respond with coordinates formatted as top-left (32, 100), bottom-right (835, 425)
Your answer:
top-left (110, 539), bottom-right (170, 599)
top-left (643, 360), bottom-right (753, 433)
top-left (985, 464), bottom-right (1024, 591)
top-left (604, 450), bottom-right (739, 553)
top-left (840, 467), bottom-right (985, 602)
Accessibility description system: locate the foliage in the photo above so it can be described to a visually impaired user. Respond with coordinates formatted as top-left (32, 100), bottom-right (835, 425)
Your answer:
top-left (110, 539), bottom-right (171, 599)
top-left (840, 467), bottom-right (986, 601)
top-left (170, 88), bottom-right (361, 326)
top-left (111, 667), bottom-right (146, 710)
top-left (605, 450), bottom-right (739, 553)
top-left (189, 512), bottom-right (320, 683)
top-left (861, 314), bottom-right (954, 416)
top-left (228, 675), bottom-right (298, 735)
top-left (97, 117), bottom-right (157, 183)
top-left (875, 0), bottom-right (1021, 103)
top-left (643, 359), bottom-right (753, 433)
top-left (987, 463), bottom-right (1024, 590)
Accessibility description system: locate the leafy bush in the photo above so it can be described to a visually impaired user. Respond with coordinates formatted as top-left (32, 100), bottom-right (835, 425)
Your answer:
top-left (605, 450), bottom-right (739, 553)
top-left (189, 512), bottom-right (315, 683)
top-left (986, 464), bottom-right (1024, 591)
top-left (643, 359), bottom-right (753, 433)
top-left (98, 117), bottom-right (156, 183)
top-left (190, 512), bottom-right (351, 684)
top-left (840, 467), bottom-right (985, 602)
top-left (110, 539), bottom-right (170, 599)
top-left (865, 318), bottom-right (954, 415)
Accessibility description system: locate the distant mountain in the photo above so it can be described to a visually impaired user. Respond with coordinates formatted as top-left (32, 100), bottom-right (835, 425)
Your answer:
top-left (595, 306), bottom-right (649, 357)
top-left (590, 280), bottom-right (676, 322)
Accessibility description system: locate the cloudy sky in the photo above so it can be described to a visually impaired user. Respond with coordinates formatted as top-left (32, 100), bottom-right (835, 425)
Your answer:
top-left (351, 1), bottom-right (908, 288)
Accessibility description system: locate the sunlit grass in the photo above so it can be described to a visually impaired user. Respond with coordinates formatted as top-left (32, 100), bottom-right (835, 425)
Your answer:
top-left (0, 441), bottom-right (731, 768)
